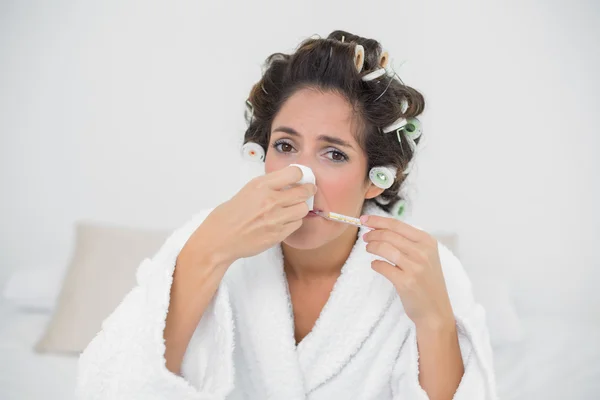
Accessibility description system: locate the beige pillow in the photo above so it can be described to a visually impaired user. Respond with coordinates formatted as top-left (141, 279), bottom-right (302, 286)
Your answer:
top-left (35, 221), bottom-right (169, 354)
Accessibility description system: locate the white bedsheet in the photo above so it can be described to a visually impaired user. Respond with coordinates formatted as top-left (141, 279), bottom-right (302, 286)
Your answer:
top-left (0, 303), bottom-right (78, 400)
top-left (1, 301), bottom-right (599, 400)
top-left (495, 314), bottom-right (600, 400)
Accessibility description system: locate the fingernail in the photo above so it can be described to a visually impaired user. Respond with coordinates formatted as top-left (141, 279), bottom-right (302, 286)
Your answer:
top-left (360, 215), bottom-right (369, 224)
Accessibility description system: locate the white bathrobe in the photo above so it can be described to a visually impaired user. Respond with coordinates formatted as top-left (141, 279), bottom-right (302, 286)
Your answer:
top-left (77, 202), bottom-right (497, 400)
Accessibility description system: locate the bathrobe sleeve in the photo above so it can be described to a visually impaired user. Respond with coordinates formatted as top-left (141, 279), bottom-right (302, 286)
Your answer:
top-left (76, 209), bottom-right (235, 400)
top-left (391, 242), bottom-right (498, 400)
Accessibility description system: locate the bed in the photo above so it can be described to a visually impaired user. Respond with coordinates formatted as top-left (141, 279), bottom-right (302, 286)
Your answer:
top-left (0, 303), bottom-right (77, 400)
top-left (493, 314), bottom-right (600, 399)
top-left (2, 222), bottom-right (599, 399)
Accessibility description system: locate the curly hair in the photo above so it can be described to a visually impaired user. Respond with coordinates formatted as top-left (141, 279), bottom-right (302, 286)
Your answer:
top-left (243, 30), bottom-right (425, 213)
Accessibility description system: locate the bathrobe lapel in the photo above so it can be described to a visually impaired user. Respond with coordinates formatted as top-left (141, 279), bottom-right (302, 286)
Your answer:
top-left (231, 244), bottom-right (307, 399)
top-left (231, 203), bottom-right (398, 398)
top-left (296, 203), bottom-right (398, 394)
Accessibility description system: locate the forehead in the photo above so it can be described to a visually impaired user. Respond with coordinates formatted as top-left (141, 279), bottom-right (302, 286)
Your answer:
top-left (272, 88), bottom-right (361, 142)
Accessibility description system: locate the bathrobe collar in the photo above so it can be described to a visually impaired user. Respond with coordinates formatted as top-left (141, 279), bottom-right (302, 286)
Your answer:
top-left (234, 202), bottom-right (398, 397)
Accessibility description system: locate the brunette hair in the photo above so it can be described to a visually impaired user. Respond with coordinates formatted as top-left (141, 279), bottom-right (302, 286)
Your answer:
top-left (244, 30), bottom-right (425, 212)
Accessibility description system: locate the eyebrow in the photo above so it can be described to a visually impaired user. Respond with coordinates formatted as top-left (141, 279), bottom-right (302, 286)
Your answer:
top-left (272, 126), bottom-right (354, 150)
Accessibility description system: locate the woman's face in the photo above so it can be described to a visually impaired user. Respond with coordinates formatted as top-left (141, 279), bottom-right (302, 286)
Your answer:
top-left (264, 87), bottom-right (383, 250)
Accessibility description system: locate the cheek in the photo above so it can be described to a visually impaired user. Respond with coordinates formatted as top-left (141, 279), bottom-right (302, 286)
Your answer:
top-left (317, 166), bottom-right (367, 207)
top-left (264, 147), bottom-right (290, 174)
top-left (264, 149), bottom-right (368, 211)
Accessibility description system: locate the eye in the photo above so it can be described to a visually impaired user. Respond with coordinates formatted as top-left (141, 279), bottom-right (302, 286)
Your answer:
top-left (325, 149), bottom-right (349, 163)
top-left (272, 139), bottom-right (296, 153)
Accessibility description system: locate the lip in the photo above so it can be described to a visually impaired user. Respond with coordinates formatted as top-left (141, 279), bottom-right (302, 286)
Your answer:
top-left (305, 208), bottom-right (323, 218)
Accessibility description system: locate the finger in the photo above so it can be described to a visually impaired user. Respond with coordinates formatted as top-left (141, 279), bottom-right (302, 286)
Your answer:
top-left (373, 260), bottom-right (420, 294)
top-left (270, 201), bottom-right (310, 225)
top-left (366, 240), bottom-right (417, 270)
top-left (262, 165), bottom-right (304, 190)
top-left (360, 215), bottom-right (426, 242)
top-left (276, 183), bottom-right (317, 207)
top-left (363, 229), bottom-right (427, 264)
top-left (371, 259), bottom-right (405, 285)
top-left (280, 219), bottom-right (303, 238)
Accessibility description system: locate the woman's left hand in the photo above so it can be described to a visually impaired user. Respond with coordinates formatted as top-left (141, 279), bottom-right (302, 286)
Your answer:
top-left (361, 214), bottom-right (455, 330)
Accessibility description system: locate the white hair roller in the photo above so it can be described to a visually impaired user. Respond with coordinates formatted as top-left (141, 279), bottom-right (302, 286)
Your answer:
top-left (375, 195), bottom-right (392, 205)
top-left (288, 164), bottom-right (316, 210)
top-left (401, 99), bottom-right (409, 114)
top-left (354, 44), bottom-right (365, 73)
top-left (369, 165), bottom-right (397, 190)
top-left (403, 118), bottom-right (423, 141)
top-left (241, 142), bottom-right (265, 162)
top-left (379, 50), bottom-right (389, 69)
top-left (245, 100), bottom-right (254, 125)
top-left (361, 68), bottom-right (387, 82)
top-left (393, 199), bottom-right (407, 218)
top-left (383, 117), bottom-right (408, 133)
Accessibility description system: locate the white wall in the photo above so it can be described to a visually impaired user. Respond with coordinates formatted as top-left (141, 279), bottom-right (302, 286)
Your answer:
top-left (1, 0), bottom-right (599, 317)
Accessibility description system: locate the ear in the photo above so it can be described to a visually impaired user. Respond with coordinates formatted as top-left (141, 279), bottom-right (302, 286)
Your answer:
top-left (364, 181), bottom-right (385, 200)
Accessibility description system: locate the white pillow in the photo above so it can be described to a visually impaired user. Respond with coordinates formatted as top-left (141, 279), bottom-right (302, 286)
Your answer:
top-left (3, 267), bottom-right (64, 312)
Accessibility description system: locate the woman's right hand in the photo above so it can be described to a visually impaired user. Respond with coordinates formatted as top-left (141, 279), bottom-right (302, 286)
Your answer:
top-left (178, 165), bottom-right (317, 270)
top-left (166, 166), bottom-right (313, 374)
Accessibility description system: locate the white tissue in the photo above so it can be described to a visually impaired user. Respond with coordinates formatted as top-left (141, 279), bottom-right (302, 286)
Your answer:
top-left (289, 164), bottom-right (316, 210)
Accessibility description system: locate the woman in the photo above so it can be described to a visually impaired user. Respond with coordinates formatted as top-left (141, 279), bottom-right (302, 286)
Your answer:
top-left (77, 30), bottom-right (497, 399)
